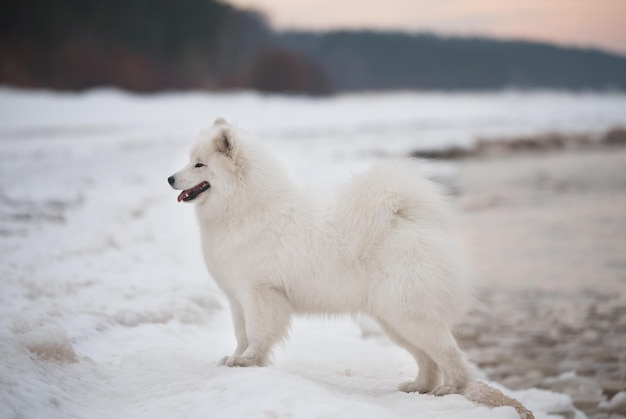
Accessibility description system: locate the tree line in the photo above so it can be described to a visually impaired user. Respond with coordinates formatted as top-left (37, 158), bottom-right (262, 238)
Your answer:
top-left (277, 31), bottom-right (626, 91)
top-left (0, 0), bottom-right (270, 91)
top-left (1, 0), bottom-right (625, 94)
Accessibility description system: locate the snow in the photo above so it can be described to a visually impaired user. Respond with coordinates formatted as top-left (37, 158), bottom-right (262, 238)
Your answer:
top-left (2, 87), bottom-right (624, 418)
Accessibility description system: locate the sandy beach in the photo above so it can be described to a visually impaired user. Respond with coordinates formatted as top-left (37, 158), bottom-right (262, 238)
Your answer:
top-left (455, 147), bottom-right (626, 417)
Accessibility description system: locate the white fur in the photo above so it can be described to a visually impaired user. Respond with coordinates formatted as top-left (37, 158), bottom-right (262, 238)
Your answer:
top-left (169, 119), bottom-right (473, 395)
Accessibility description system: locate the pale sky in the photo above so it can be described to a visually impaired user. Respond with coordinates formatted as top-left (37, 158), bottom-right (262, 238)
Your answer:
top-left (225, 0), bottom-right (626, 56)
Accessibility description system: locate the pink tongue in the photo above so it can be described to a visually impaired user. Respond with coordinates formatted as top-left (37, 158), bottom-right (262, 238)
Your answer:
top-left (177, 190), bottom-right (188, 202)
top-left (176, 181), bottom-right (209, 202)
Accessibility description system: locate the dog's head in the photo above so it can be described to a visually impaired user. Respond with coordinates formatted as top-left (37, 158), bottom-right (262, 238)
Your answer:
top-left (168, 117), bottom-right (241, 205)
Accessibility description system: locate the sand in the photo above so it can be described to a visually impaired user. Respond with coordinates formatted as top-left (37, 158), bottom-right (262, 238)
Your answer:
top-left (454, 147), bottom-right (626, 418)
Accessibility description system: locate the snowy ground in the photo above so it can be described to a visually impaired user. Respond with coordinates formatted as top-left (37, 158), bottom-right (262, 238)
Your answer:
top-left (2, 88), bottom-right (625, 418)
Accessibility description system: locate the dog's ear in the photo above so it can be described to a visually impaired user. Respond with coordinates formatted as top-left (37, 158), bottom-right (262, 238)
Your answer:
top-left (214, 128), bottom-right (234, 158)
top-left (213, 117), bottom-right (227, 126)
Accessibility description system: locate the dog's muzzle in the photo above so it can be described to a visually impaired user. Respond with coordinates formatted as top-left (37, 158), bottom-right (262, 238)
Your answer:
top-left (168, 175), bottom-right (210, 203)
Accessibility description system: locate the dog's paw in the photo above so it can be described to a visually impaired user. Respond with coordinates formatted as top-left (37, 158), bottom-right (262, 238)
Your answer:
top-left (222, 354), bottom-right (265, 367)
top-left (399, 380), bottom-right (434, 394)
top-left (429, 385), bottom-right (461, 396)
top-left (218, 356), bottom-right (229, 366)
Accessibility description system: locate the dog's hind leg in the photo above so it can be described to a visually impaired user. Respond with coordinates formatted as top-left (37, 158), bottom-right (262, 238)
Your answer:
top-left (420, 327), bottom-right (472, 396)
top-left (381, 317), bottom-right (472, 395)
top-left (377, 319), bottom-right (441, 393)
top-left (225, 286), bottom-right (291, 367)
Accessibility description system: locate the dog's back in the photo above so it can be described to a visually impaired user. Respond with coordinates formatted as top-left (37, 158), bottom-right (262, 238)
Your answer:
top-left (331, 161), bottom-right (470, 322)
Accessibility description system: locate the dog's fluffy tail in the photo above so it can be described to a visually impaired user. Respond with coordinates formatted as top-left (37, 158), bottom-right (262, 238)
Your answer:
top-left (334, 160), bottom-right (472, 322)
top-left (334, 160), bottom-right (454, 261)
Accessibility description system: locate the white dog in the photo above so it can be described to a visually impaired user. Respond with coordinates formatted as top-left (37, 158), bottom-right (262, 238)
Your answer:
top-left (168, 118), bottom-right (473, 395)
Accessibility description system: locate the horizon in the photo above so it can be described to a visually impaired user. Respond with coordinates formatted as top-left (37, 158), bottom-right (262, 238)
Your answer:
top-left (224, 0), bottom-right (626, 57)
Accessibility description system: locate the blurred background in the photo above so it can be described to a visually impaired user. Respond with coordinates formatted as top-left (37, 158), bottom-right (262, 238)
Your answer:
top-left (1, 1), bottom-right (625, 418)
top-left (2, 0), bottom-right (626, 93)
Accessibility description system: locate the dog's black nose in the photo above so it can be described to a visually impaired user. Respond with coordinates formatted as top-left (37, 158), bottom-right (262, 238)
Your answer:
top-left (168, 176), bottom-right (175, 185)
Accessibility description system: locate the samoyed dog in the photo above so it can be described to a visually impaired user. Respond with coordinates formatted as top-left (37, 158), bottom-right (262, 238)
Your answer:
top-left (168, 118), bottom-right (473, 395)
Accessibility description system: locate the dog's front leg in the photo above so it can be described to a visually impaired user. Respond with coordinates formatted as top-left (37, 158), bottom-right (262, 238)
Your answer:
top-left (225, 286), bottom-right (291, 367)
top-left (219, 296), bottom-right (249, 366)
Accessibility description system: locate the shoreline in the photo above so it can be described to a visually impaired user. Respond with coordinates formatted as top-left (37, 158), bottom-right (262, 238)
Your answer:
top-left (409, 127), bottom-right (626, 160)
top-left (454, 147), bottom-right (626, 417)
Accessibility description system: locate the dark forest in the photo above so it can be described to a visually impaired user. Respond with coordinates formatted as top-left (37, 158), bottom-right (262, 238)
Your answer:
top-left (2, 0), bottom-right (626, 94)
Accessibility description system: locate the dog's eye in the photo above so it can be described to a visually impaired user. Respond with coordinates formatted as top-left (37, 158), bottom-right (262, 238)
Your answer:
top-left (195, 163), bottom-right (205, 168)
